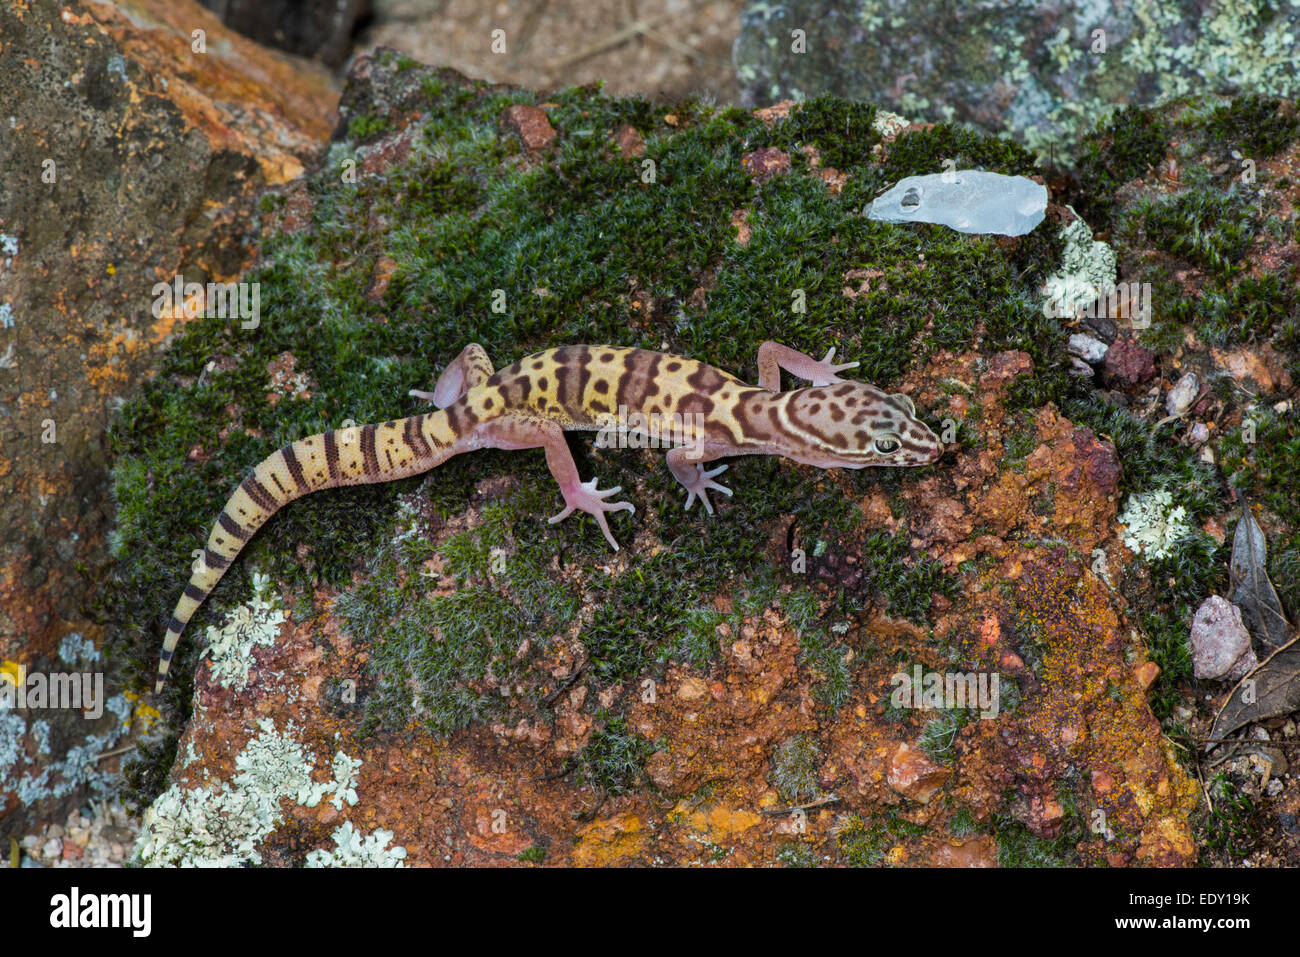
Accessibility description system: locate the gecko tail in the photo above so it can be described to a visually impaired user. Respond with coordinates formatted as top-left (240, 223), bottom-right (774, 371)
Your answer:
top-left (155, 412), bottom-right (460, 694)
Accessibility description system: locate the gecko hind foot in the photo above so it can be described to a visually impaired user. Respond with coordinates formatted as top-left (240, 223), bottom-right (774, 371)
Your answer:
top-left (681, 463), bottom-right (732, 515)
top-left (549, 477), bottom-right (635, 550)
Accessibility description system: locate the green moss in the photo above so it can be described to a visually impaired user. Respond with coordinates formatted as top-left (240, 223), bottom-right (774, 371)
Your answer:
top-left (575, 714), bottom-right (657, 796)
top-left (994, 817), bottom-right (1082, 867)
top-left (1203, 94), bottom-right (1300, 159)
top-left (516, 844), bottom-right (547, 863)
top-left (120, 733), bottom-right (179, 813)
top-left (347, 112), bottom-right (391, 142)
top-left (835, 814), bottom-right (889, 867)
top-left (1119, 185), bottom-right (1257, 279)
top-left (918, 712), bottom-right (966, 765)
top-left (880, 122), bottom-right (1041, 181)
top-left (776, 843), bottom-right (818, 867)
top-left (763, 93), bottom-right (880, 170)
top-left (769, 734), bottom-right (821, 803)
top-left (1072, 105), bottom-right (1169, 229)
top-left (835, 809), bottom-right (927, 867)
top-left (1201, 773), bottom-right (1260, 859)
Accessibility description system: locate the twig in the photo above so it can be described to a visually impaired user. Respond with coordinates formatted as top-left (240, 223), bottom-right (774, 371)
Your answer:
top-left (759, 794), bottom-right (840, 816)
top-left (540, 658), bottom-right (588, 708)
top-left (95, 744), bottom-right (137, 762)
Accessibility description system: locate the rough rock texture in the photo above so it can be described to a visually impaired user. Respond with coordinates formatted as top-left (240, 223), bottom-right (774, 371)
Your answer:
top-left (106, 53), bottom-right (1215, 867)
top-left (1190, 596), bottom-right (1256, 681)
top-left (0, 0), bottom-right (338, 843)
top-left (734, 0), bottom-right (1300, 150)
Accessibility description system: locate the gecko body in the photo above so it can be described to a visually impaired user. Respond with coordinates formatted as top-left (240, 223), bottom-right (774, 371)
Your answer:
top-left (155, 342), bottom-right (942, 692)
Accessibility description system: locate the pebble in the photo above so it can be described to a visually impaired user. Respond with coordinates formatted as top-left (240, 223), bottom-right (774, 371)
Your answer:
top-left (1189, 421), bottom-right (1209, 444)
top-left (1189, 596), bottom-right (1256, 680)
top-left (16, 799), bottom-right (140, 868)
top-left (1166, 372), bottom-right (1199, 415)
top-left (1067, 333), bottom-right (1108, 363)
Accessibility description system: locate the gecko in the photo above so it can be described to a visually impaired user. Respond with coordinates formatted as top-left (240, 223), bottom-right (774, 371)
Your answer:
top-left (154, 341), bottom-right (943, 693)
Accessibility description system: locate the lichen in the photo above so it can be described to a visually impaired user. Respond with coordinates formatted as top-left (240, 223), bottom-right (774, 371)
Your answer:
top-left (201, 572), bottom-right (287, 691)
top-left (304, 821), bottom-right (407, 867)
top-left (1042, 215), bottom-right (1118, 318)
top-left (135, 718), bottom-right (362, 866)
top-left (1118, 488), bottom-right (1191, 560)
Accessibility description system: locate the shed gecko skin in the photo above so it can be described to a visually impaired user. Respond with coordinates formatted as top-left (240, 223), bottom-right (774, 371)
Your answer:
top-left (155, 341), bottom-right (942, 692)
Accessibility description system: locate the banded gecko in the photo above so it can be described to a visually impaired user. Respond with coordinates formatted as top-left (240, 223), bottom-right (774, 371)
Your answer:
top-left (155, 341), bottom-right (942, 692)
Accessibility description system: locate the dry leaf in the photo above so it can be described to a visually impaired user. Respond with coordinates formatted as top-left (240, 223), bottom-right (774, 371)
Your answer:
top-left (1209, 634), bottom-right (1300, 744)
top-left (1229, 511), bottom-right (1291, 650)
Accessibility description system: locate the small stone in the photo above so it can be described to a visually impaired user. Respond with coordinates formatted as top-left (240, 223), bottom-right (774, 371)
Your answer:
top-left (500, 105), bottom-right (556, 150)
top-left (1134, 661), bottom-right (1160, 689)
top-left (1166, 372), bottom-right (1199, 415)
top-left (1103, 337), bottom-right (1156, 386)
top-left (1189, 596), bottom-right (1256, 680)
top-left (612, 124), bottom-right (645, 157)
top-left (1083, 314), bottom-right (1118, 344)
top-left (42, 838), bottom-right (62, 859)
top-left (740, 147), bottom-right (791, 183)
top-left (1091, 770), bottom-right (1114, 795)
top-left (1189, 421), bottom-right (1210, 444)
top-left (676, 677), bottom-right (709, 700)
top-left (886, 741), bottom-right (950, 804)
top-left (1067, 333), bottom-right (1108, 363)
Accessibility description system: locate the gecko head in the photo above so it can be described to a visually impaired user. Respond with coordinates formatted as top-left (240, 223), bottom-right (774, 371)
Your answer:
top-left (782, 383), bottom-right (943, 467)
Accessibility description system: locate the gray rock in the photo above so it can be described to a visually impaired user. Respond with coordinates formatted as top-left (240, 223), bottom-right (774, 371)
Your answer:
top-left (735, 0), bottom-right (1300, 150)
top-left (1190, 595), bottom-right (1258, 681)
top-left (1067, 333), bottom-right (1108, 364)
top-left (1166, 372), bottom-right (1200, 415)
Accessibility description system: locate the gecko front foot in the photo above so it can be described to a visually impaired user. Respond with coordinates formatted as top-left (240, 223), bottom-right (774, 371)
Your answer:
top-left (680, 463), bottom-right (732, 515)
top-left (808, 347), bottom-right (860, 386)
top-left (549, 477), bottom-right (635, 550)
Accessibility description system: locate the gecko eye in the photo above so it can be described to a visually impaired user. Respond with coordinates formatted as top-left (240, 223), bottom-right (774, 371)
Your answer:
top-left (873, 436), bottom-right (901, 455)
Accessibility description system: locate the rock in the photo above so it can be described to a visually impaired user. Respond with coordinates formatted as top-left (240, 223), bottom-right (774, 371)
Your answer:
top-left (734, 0), bottom-right (1300, 150)
top-left (1166, 372), bottom-right (1199, 415)
top-left (741, 147), bottom-right (792, 183)
top-left (930, 836), bottom-right (998, 867)
top-left (1103, 337), bottom-right (1156, 386)
top-left (677, 677), bottom-right (710, 701)
top-left (1189, 596), bottom-right (1257, 680)
top-left (500, 105), bottom-right (557, 150)
top-left (1133, 661), bottom-right (1161, 690)
top-left (0, 0), bottom-right (337, 840)
top-left (1083, 315), bottom-right (1119, 344)
top-left (887, 742), bottom-right (950, 804)
top-left (1068, 333), bottom-right (1108, 364)
top-left (613, 124), bottom-right (646, 157)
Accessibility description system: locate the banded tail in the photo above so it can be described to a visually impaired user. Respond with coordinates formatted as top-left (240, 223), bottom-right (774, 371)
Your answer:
top-left (155, 410), bottom-right (464, 693)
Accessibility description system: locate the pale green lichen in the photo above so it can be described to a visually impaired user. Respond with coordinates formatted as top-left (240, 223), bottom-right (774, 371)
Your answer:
top-left (304, 821), bottom-right (407, 867)
top-left (201, 572), bottom-right (287, 691)
top-left (135, 718), bottom-right (362, 866)
top-left (1119, 488), bottom-right (1190, 560)
top-left (1042, 214), bottom-right (1118, 317)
